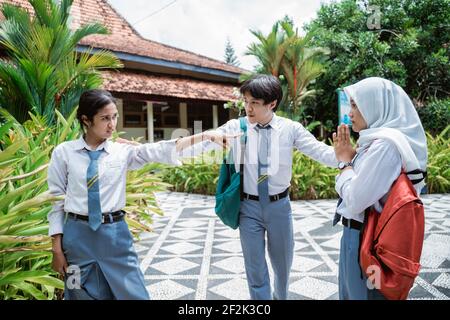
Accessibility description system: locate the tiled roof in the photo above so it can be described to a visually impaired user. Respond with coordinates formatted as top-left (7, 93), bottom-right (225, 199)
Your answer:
top-left (0, 0), bottom-right (246, 75)
top-left (102, 70), bottom-right (236, 102)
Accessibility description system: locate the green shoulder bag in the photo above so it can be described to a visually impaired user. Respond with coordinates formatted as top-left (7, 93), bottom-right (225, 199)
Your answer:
top-left (214, 117), bottom-right (247, 229)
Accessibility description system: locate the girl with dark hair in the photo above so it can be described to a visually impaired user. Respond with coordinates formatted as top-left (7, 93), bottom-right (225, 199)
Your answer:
top-left (48, 89), bottom-right (231, 300)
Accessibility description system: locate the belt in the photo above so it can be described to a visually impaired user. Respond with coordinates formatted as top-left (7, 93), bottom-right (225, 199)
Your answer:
top-left (242, 188), bottom-right (289, 202)
top-left (67, 210), bottom-right (125, 224)
top-left (341, 217), bottom-right (363, 230)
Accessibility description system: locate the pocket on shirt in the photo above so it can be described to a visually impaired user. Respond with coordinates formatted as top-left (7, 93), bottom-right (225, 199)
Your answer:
top-left (101, 160), bottom-right (125, 186)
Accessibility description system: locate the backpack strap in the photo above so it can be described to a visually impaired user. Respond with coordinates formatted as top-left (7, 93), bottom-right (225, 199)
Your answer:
top-left (239, 117), bottom-right (247, 200)
top-left (405, 169), bottom-right (427, 185)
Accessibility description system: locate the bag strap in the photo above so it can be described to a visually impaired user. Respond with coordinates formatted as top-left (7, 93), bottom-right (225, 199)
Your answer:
top-left (239, 117), bottom-right (247, 200)
top-left (405, 169), bottom-right (427, 185)
top-left (364, 141), bottom-right (426, 186)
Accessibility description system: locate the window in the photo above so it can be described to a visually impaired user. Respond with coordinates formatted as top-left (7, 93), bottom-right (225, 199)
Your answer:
top-left (153, 102), bottom-right (180, 128)
top-left (123, 100), bottom-right (147, 128)
top-left (187, 102), bottom-right (213, 130)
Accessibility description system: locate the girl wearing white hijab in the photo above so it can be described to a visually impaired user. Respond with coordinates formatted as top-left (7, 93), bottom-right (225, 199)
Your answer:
top-left (332, 77), bottom-right (428, 300)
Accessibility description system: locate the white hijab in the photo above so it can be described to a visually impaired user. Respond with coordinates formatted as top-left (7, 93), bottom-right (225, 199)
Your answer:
top-left (343, 77), bottom-right (428, 189)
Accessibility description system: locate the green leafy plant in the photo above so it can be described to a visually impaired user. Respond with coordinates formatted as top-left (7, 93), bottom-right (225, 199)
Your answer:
top-left (417, 99), bottom-right (450, 136)
top-left (0, 109), bottom-right (169, 299)
top-left (245, 16), bottom-right (329, 117)
top-left (302, 0), bottom-right (450, 132)
top-left (162, 127), bottom-right (449, 198)
top-left (0, 0), bottom-right (122, 124)
top-left (425, 125), bottom-right (450, 194)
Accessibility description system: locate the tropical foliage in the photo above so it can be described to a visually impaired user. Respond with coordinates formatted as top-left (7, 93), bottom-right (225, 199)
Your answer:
top-left (302, 0), bottom-right (450, 133)
top-left (0, 0), bottom-right (122, 124)
top-left (0, 108), bottom-right (169, 299)
top-left (162, 127), bottom-right (450, 198)
top-left (245, 16), bottom-right (329, 119)
top-left (426, 125), bottom-right (450, 194)
top-left (417, 98), bottom-right (450, 136)
top-left (0, 0), bottom-right (168, 300)
top-left (162, 152), bottom-right (221, 196)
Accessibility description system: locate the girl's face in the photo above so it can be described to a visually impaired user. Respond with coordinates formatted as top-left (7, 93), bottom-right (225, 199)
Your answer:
top-left (349, 99), bottom-right (368, 132)
top-left (84, 103), bottom-right (118, 140)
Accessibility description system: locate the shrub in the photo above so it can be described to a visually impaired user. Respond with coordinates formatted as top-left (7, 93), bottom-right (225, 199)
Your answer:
top-left (417, 99), bottom-right (450, 137)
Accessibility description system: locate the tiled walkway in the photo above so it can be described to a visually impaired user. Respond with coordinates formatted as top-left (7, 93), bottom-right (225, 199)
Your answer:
top-left (136, 192), bottom-right (450, 300)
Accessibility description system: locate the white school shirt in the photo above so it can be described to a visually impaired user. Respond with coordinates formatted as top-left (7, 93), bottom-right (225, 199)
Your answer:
top-left (335, 139), bottom-right (422, 223)
top-left (47, 137), bottom-right (181, 236)
top-left (182, 114), bottom-right (338, 196)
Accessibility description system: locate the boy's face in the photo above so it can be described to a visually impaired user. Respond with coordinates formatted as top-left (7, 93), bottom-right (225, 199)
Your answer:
top-left (243, 92), bottom-right (276, 124)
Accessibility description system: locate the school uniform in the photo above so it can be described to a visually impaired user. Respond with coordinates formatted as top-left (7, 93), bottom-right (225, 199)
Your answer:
top-left (47, 136), bottom-right (180, 300)
top-left (334, 139), bottom-right (423, 300)
top-left (186, 114), bottom-right (337, 299)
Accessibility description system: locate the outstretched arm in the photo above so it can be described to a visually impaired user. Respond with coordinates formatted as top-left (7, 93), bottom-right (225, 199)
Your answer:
top-left (293, 121), bottom-right (339, 167)
top-left (118, 119), bottom-right (242, 165)
top-left (120, 128), bottom-right (241, 169)
top-left (175, 131), bottom-right (240, 153)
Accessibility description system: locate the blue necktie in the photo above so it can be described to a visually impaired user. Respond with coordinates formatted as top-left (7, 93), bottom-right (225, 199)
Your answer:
top-left (86, 149), bottom-right (104, 231)
top-left (257, 124), bottom-right (271, 203)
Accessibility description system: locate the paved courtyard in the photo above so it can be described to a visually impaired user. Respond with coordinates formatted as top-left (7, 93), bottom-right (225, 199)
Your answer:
top-left (136, 192), bottom-right (450, 300)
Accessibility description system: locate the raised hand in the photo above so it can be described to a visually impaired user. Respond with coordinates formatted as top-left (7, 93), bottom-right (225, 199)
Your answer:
top-left (204, 131), bottom-right (243, 149)
top-left (332, 124), bottom-right (356, 162)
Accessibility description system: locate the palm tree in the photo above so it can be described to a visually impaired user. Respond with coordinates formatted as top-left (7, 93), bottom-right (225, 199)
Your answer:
top-left (279, 21), bottom-right (329, 116)
top-left (246, 21), bottom-right (291, 77)
top-left (0, 0), bottom-right (122, 124)
top-left (245, 18), bottom-right (329, 118)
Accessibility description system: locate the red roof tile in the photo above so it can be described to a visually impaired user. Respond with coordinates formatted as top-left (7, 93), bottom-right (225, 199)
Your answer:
top-left (0, 0), bottom-right (246, 75)
top-left (102, 70), bottom-right (237, 102)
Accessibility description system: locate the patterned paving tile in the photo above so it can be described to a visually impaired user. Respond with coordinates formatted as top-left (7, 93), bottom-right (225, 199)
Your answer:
top-left (214, 240), bottom-right (243, 253)
top-left (176, 220), bottom-right (209, 228)
top-left (319, 234), bottom-right (342, 250)
top-left (209, 278), bottom-right (250, 300)
top-left (291, 256), bottom-right (324, 272)
top-left (150, 257), bottom-right (199, 275)
top-left (147, 280), bottom-right (195, 300)
top-left (212, 256), bottom-right (246, 274)
top-left (138, 192), bottom-right (450, 300)
top-left (160, 242), bottom-right (204, 255)
top-left (214, 228), bottom-right (240, 239)
top-left (433, 274), bottom-right (450, 290)
top-left (289, 277), bottom-right (338, 300)
top-left (169, 229), bottom-right (206, 240)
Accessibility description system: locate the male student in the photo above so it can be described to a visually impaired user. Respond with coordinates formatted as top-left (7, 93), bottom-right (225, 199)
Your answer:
top-left (192, 74), bottom-right (338, 299)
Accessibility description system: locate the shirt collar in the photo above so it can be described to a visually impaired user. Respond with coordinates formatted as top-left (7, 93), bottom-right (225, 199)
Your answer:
top-left (247, 114), bottom-right (280, 132)
top-left (74, 136), bottom-right (111, 154)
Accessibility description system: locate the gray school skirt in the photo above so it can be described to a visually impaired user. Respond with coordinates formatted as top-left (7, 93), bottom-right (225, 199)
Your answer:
top-left (62, 215), bottom-right (149, 300)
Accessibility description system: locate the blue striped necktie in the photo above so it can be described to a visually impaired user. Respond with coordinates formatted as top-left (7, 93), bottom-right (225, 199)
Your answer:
top-left (257, 124), bottom-right (271, 203)
top-left (86, 149), bottom-right (104, 231)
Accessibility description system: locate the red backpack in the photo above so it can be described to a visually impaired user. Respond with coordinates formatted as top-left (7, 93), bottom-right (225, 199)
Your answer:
top-left (359, 172), bottom-right (425, 300)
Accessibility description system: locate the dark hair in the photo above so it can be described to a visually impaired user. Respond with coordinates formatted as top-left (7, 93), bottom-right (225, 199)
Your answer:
top-left (77, 89), bottom-right (116, 129)
top-left (239, 74), bottom-right (283, 111)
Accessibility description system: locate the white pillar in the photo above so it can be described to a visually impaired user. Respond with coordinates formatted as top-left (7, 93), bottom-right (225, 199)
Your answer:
top-left (180, 102), bottom-right (188, 129)
top-left (212, 104), bottom-right (218, 129)
top-left (147, 102), bottom-right (154, 142)
top-left (116, 98), bottom-right (124, 131)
